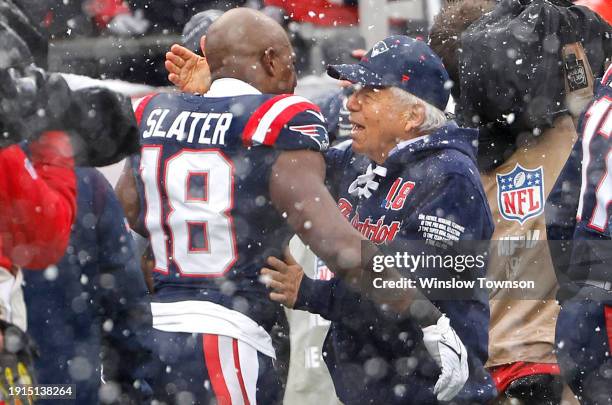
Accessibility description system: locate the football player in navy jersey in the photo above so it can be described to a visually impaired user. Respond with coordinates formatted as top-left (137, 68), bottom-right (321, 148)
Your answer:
top-left (546, 64), bottom-right (612, 404)
top-left (263, 36), bottom-right (495, 404)
top-left (118, 9), bottom-right (472, 404)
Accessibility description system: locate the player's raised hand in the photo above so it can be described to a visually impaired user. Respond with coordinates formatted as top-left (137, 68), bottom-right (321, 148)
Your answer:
top-left (422, 315), bottom-right (469, 401)
top-left (165, 43), bottom-right (211, 94)
top-left (261, 254), bottom-right (304, 308)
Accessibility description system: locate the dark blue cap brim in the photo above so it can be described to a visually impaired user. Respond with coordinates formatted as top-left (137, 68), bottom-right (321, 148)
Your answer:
top-left (327, 63), bottom-right (386, 87)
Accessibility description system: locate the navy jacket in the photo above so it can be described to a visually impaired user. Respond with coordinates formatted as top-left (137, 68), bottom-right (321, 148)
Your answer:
top-left (296, 123), bottom-right (496, 404)
top-left (24, 168), bottom-right (152, 404)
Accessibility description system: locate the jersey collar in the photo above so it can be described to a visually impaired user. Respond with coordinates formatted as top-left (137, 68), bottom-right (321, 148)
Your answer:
top-left (205, 78), bottom-right (262, 97)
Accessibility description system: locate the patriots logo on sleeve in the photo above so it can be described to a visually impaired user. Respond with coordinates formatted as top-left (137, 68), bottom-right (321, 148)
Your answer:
top-left (289, 124), bottom-right (329, 150)
top-left (243, 95), bottom-right (329, 151)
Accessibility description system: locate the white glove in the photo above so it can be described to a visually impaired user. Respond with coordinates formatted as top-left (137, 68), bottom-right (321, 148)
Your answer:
top-left (422, 314), bottom-right (469, 402)
top-left (107, 10), bottom-right (149, 36)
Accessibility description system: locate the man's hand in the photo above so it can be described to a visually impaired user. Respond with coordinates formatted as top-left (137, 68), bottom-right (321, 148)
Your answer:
top-left (261, 250), bottom-right (304, 308)
top-left (165, 43), bottom-right (211, 94)
top-left (422, 315), bottom-right (469, 401)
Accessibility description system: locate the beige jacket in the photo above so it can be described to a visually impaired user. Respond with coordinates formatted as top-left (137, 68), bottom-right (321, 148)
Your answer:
top-left (482, 115), bottom-right (576, 366)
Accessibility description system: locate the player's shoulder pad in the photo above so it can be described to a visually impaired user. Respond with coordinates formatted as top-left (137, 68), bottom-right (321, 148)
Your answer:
top-left (132, 93), bottom-right (159, 126)
top-left (242, 94), bottom-right (329, 151)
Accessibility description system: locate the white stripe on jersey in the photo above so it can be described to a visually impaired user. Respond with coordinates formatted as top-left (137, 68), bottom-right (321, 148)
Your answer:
top-left (251, 95), bottom-right (319, 144)
top-left (237, 338), bottom-right (259, 404)
top-left (131, 95), bottom-right (150, 111)
top-left (218, 336), bottom-right (247, 405)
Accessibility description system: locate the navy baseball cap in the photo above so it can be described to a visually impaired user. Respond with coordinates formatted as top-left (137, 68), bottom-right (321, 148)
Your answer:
top-left (182, 9), bottom-right (223, 56)
top-left (327, 35), bottom-right (450, 111)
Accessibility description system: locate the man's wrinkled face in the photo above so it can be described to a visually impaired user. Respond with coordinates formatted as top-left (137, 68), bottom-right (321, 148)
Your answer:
top-left (347, 86), bottom-right (406, 163)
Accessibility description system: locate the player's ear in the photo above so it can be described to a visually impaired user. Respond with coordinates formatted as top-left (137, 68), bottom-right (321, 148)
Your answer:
top-left (262, 47), bottom-right (277, 77)
top-left (199, 35), bottom-right (207, 57)
top-left (403, 103), bottom-right (425, 134)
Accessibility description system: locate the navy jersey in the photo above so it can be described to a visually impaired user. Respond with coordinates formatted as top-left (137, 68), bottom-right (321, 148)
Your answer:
top-left (547, 65), bottom-right (612, 297)
top-left (296, 123), bottom-right (496, 404)
top-left (132, 82), bottom-right (328, 333)
top-left (24, 168), bottom-right (152, 404)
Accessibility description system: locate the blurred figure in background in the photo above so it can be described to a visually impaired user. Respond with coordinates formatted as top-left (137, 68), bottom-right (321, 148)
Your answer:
top-left (14, 0), bottom-right (149, 38)
top-left (24, 168), bottom-right (151, 405)
top-left (24, 168), bottom-right (152, 405)
top-left (127, 0), bottom-right (249, 34)
top-left (263, 0), bottom-right (357, 27)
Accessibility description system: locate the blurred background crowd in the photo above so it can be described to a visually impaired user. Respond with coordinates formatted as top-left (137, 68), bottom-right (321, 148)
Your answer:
top-left (0, 0), bottom-right (610, 404)
top-left (13, 0), bottom-right (441, 85)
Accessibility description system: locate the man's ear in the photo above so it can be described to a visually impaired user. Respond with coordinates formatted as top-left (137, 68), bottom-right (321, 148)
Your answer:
top-left (262, 47), bottom-right (277, 77)
top-left (199, 35), bottom-right (206, 56)
top-left (404, 103), bottom-right (426, 133)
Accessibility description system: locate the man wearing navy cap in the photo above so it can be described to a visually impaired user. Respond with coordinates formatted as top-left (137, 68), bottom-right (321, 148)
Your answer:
top-left (181, 9), bottom-right (223, 56)
top-left (264, 36), bottom-right (496, 404)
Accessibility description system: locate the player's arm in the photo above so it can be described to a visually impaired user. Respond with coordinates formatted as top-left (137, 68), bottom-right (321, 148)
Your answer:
top-left (269, 149), bottom-right (442, 325)
top-left (269, 159), bottom-right (469, 401)
top-left (116, 157), bottom-right (144, 234)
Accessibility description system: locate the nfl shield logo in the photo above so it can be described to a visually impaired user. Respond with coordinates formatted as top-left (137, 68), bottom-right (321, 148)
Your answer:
top-left (497, 164), bottom-right (545, 224)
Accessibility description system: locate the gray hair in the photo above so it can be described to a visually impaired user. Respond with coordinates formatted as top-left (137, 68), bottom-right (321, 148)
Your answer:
top-left (390, 87), bottom-right (448, 134)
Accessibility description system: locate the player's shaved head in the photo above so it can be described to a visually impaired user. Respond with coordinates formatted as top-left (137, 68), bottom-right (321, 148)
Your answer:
top-left (205, 8), bottom-right (297, 94)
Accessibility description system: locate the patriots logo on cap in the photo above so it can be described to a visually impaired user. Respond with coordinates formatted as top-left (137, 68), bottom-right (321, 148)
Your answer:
top-left (497, 164), bottom-right (544, 224)
top-left (370, 41), bottom-right (390, 58)
top-left (289, 124), bottom-right (329, 150)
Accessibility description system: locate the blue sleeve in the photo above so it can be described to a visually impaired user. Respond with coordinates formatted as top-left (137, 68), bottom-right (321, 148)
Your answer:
top-left (294, 277), bottom-right (361, 321)
top-left (296, 275), bottom-right (396, 328)
top-left (92, 173), bottom-right (152, 401)
top-left (273, 108), bottom-right (330, 152)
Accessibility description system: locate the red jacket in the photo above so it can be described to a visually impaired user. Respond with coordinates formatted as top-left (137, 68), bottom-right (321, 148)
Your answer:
top-left (265, 0), bottom-right (358, 26)
top-left (84, 0), bottom-right (130, 28)
top-left (0, 132), bottom-right (76, 270)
